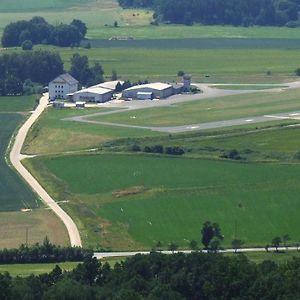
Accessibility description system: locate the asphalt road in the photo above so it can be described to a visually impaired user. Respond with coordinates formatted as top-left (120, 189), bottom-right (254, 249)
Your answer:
top-left (94, 246), bottom-right (300, 259)
top-left (9, 94), bottom-right (82, 247)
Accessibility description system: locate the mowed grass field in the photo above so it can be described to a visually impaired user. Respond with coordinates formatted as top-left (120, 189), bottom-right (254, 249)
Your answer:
top-left (0, 96), bottom-right (69, 247)
top-left (91, 88), bottom-right (300, 126)
top-left (23, 107), bottom-right (162, 155)
top-left (26, 153), bottom-right (300, 249)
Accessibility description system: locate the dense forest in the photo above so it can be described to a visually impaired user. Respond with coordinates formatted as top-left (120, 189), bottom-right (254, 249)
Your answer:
top-left (1, 252), bottom-right (300, 299)
top-left (118, 0), bottom-right (300, 26)
top-left (2, 17), bottom-right (87, 47)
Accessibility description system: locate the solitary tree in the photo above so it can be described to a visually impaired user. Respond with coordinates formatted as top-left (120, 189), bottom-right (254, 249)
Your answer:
top-left (272, 237), bottom-right (282, 252)
top-left (168, 243), bottom-right (178, 253)
top-left (201, 221), bottom-right (223, 249)
top-left (189, 240), bottom-right (198, 250)
top-left (210, 237), bottom-right (221, 253)
top-left (231, 239), bottom-right (244, 253)
top-left (282, 234), bottom-right (291, 249)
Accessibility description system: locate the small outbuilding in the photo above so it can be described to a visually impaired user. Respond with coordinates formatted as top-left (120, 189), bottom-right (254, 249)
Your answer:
top-left (75, 101), bottom-right (86, 108)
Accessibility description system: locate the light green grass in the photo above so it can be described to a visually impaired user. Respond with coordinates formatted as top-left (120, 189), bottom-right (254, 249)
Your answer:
top-left (90, 88), bottom-right (300, 126)
top-left (23, 107), bottom-right (162, 155)
top-left (0, 95), bottom-right (37, 112)
top-left (0, 261), bottom-right (80, 277)
top-left (26, 153), bottom-right (300, 249)
top-left (212, 85), bottom-right (288, 90)
top-left (87, 25), bottom-right (300, 40)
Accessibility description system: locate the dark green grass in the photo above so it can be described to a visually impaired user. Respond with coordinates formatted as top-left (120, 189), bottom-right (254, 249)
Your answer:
top-left (0, 95), bottom-right (37, 112)
top-left (87, 38), bottom-right (300, 49)
top-left (33, 153), bottom-right (300, 248)
top-left (53, 46), bottom-right (300, 83)
top-left (0, 114), bottom-right (38, 211)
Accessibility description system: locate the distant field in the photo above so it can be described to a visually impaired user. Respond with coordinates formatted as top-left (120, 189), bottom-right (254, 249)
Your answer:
top-left (90, 88), bottom-right (300, 126)
top-left (212, 85), bottom-right (288, 90)
top-left (86, 38), bottom-right (300, 49)
top-left (23, 107), bottom-right (162, 155)
top-left (26, 153), bottom-right (300, 249)
top-left (87, 25), bottom-right (300, 40)
top-left (0, 0), bottom-right (94, 11)
top-left (31, 46), bottom-right (298, 83)
top-left (0, 95), bottom-right (37, 112)
top-left (0, 113), bottom-right (38, 211)
top-left (0, 261), bottom-right (79, 277)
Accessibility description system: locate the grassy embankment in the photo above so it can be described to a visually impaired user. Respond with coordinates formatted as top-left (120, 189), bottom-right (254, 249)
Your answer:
top-left (0, 95), bottom-right (69, 248)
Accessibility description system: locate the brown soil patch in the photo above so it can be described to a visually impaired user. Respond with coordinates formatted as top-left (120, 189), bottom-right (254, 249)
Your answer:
top-left (112, 186), bottom-right (146, 198)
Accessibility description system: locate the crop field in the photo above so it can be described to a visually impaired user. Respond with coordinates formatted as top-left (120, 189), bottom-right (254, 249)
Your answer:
top-left (0, 96), bottom-right (69, 247)
top-left (0, 209), bottom-right (69, 248)
top-left (90, 88), bottom-right (300, 126)
top-left (23, 107), bottom-right (162, 155)
top-left (0, 113), bottom-right (38, 211)
top-left (87, 38), bottom-right (300, 49)
top-left (0, 95), bottom-right (37, 112)
top-left (25, 153), bottom-right (300, 249)
top-left (43, 46), bottom-right (300, 83)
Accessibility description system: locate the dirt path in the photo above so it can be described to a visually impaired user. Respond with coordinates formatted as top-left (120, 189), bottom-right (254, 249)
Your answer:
top-left (9, 94), bottom-right (82, 247)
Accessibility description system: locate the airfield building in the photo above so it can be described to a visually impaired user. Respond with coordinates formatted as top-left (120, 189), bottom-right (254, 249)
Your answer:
top-left (73, 87), bottom-right (114, 103)
top-left (122, 83), bottom-right (175, 99)
top-left (49, 73), bottom-right (78, 100)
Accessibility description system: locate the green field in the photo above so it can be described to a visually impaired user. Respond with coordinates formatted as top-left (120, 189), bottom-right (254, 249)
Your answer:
top-left (0, 95), bottom-right (37, 112)
top-left (0, 261), bottom-right (80, 277)
top-left (25, 153), bottom-right (300, 249)
top-left (38, 46), bottom-right (300, 83)
top-left (0, 113), bottom-right (38, 211)
top-left (0, 96), bottom-right (69, 247)
top-left (23, 107), bottom-right (162, 155)
top-left (90, 88), bottom-right (300, 126)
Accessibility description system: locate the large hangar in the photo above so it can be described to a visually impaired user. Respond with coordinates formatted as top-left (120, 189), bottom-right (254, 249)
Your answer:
top-left (73, 87), bottom-right (113, 103)
top-left (122, 83), bottom-right (175, 99)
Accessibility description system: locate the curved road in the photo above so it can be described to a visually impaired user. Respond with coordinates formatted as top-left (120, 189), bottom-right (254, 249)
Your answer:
top-left (9, 94), bottom-right (82, 247)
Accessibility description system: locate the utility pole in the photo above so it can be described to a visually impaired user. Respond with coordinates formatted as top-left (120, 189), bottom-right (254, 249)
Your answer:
top-left (25, 227), bottom-right (28, 247)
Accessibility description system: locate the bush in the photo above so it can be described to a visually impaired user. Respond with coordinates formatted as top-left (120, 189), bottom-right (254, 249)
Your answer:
top-left (131, 144), bottom-right (141, 152)
top-left (165, 146), bottom-right (185, 155)
top-left (21, 39), bottom-right (33, 50)
top-left (177, 70), bottom-right (185, 77)
top-left (294, 150), bottom-right (300, 160)
top-left (295, 68), bottom-right (300, 76)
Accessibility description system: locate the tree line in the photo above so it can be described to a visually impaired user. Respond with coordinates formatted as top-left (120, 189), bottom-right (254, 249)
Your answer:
top-left (1, 252), bottom-right (300, 299)
top-left (0, 237), bottom-right (92, 264)
top-left (2, 16), bottom-right (87, 48)
top-left (118, 0), bottom-right (300, 26)
top-left (0, 50), bottom-right (63, 95)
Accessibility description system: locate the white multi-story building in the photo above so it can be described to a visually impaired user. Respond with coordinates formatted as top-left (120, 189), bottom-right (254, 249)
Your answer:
top-left (48, 73), bottom-right (78, 100)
